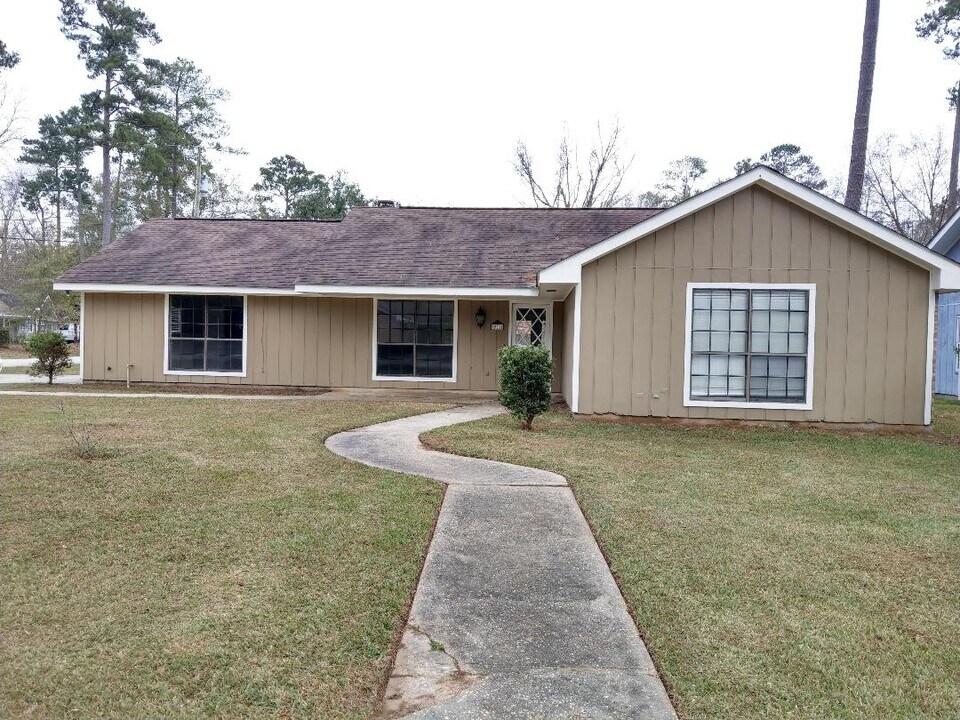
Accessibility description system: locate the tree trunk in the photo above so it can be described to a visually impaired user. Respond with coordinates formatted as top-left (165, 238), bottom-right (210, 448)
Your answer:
top-left (101, 70), bottom-right (113, 246)
top-left (55, 187), bottom-right (62, 248)
top-left (950, 84), bottom-right (960, 212)
top-left (844, 0), bottom-right (880, 211)
top-left (171, 85), bottom-right (180, 217)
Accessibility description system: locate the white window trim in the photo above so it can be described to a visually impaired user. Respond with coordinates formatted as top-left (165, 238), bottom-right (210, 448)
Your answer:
top-left (682, 282), bottom-right (816, 411)
top-left (509, 301), bottom-right (554, 356)
top-left (163, 293), bottom-right (248, 377)
top-left (371, 298), bottom-right (459, 383)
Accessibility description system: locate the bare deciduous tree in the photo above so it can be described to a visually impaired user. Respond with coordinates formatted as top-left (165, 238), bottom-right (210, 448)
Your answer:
top-left (862, 131), bottom-right (950, 243)
top-left (0, 80), bottom-right (22, 153)
top-left (513, 121), bottom-right (633, 207)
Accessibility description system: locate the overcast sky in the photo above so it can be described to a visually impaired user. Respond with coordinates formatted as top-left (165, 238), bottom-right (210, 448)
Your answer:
top-left (4, 0), bottom-right (959, 207)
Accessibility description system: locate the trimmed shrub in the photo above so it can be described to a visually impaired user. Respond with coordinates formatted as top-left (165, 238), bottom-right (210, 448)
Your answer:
top-left (27, 332), bottom-right (73, 384)
top-left (498, 344), bottom-right (553, 430)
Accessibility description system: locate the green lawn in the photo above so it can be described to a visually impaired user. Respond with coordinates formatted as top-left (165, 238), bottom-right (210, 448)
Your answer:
top-left (0, 396), bottom-right (446, 719)
top-left (424, 398), bottom-right (960, 720)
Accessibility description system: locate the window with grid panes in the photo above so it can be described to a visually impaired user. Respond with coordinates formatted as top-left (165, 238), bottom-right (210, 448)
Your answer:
top-left (376, 300), bottom-right (455, 378)
top-left (688, 288), bottom-right (810, 403)
top-left (168, 295), bottom-right (244, 373)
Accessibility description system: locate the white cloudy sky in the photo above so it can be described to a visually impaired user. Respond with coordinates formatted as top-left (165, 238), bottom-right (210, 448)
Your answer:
top-left (4, 0), bottom-right (959, 206)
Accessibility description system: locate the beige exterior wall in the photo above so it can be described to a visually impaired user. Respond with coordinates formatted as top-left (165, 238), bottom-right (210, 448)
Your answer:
top-left (578, 186), bottom-right (931, 425)
top-left (82, 294), bottom-right (565, 392)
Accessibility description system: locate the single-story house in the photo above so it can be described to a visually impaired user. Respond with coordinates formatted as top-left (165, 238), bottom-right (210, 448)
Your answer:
top-left (927, 208), bottom-right (960, 398)
top-left (55, 167), bottom-right (960, 425)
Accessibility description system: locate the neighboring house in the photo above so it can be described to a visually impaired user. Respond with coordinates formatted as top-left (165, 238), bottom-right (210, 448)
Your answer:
top-left (0, 288), bottom-right (44, 342)
top-left (928, 210), bottom-right (960, 397)
top-left (55, 167), bottom-right (960, 425)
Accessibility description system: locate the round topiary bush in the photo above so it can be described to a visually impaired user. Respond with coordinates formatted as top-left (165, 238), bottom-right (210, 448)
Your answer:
top-left (497, 344), bottom-right (553, 430)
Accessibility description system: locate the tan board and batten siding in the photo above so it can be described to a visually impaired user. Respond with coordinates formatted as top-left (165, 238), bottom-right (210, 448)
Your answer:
top-left (83, 296), bottom-right (565, 392)
top-left (577, 186), bottom-right (930, 425)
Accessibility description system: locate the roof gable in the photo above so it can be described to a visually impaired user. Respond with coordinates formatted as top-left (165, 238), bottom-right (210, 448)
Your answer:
top-left (538, 166), bottom-right (960, 291)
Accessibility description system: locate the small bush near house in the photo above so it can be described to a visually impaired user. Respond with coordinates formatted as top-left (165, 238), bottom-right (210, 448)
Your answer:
top-left (498, 344), bottom-right (552, 430)
top-left (0, 325), bottom-right (9, 346)
top-left (26, 332), bottom-right (73, 384)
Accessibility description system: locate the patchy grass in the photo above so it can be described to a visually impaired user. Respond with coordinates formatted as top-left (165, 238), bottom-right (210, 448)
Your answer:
top-left (424, 398), bottom-right (960, 720)
top-left (0, 396), bottom-right (446, 719)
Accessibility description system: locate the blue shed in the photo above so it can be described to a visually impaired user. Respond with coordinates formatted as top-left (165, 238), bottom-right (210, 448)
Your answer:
top-left (929, 214), bottom-right (960, 397)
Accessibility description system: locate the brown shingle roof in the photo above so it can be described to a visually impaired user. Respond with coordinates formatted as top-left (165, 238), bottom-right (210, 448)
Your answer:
top-left (57, 207), bottom-right (662, 290)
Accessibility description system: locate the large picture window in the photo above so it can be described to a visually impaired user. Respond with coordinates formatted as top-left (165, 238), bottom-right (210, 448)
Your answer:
top-left (167, 295), bottom-right (245, 374)
top-left (375, 300), bottom-right (455, 380)
top-left (685, 285), bottom-right (814, 408)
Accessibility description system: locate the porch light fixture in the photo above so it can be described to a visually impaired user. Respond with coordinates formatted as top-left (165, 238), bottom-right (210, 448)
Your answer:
top-left (475, 306), bottom-right (487, 327)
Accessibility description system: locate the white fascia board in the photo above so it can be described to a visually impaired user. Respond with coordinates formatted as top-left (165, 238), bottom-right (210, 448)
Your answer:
top-left (294, 284), bottom-right (540, 298)
top-left (538, 167), bottom-right (960, 290)
top-left (53, 282), bottom-right (298, 296)
top-left (927, 207), bottom-right (960, 253)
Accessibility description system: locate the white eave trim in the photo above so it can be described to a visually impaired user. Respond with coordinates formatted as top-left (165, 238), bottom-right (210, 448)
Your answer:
top-left (927, 205), bottom-right (960, 252)
top-left (294, 284), bottom-right (540, 298)
top-left (53, 282), bottom-right (299, 296)
top-left (538, 166), bottom-right (960, 291)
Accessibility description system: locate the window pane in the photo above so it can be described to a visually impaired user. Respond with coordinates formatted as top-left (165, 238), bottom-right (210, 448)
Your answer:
top-left (168, 295), bottom-right (244, 373)
top-left (169, 339), bottom-right (205, 371)
top-left (207, 340), bottom-right (243, 372)
top-left (377, 344), bottom-right (414, 376)
top-left (770, 311), bottom-right (790, 332)
top-left (415, 345), bottom-right (454, 377)
top-left (692, 310), bottom-right (710, 331)
top-left (690, 288), bottom-right (809, 404)
top-left (377, 300), bottom-right (454, 377)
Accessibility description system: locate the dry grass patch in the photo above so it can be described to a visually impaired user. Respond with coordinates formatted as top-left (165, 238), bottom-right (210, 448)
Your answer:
top-left (0, 396), bottom-right (447, 719)
top-left (424, 398), bottom-right (960, 720)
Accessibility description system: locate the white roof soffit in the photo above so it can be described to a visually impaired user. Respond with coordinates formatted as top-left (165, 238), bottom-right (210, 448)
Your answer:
top-left (927, 206), bottom-right (960, 254)
top-left (538, 166), bottom-right (960, 291)
top-left (292, 284), bottom-right (540, 298)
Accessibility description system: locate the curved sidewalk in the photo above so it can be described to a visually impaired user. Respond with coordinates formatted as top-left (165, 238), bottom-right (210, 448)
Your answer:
top-left (325, 404), bottom-right (676, 719)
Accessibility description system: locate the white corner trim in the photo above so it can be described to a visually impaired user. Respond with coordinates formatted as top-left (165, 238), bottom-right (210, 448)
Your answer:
top-left (78, 293), bottom-right (85, 384)
top-left (163, 293), bottom-right (248, 378)
top-left (681, 282), bottom-right (817, 411)
top-left (538, 167), bottom-right (960, 290)
top-left (570, 283), bottom-right (582, 413)
top-left (54, 282), bottom-right (298, 296)
top-left (370, 298), bottom-right (459, 383)
top-left (297, 284), bottom-right (539, 298)
top-left (924, 280), bottom-right (935, 425)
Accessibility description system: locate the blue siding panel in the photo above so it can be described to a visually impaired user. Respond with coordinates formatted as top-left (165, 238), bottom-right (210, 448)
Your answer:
top-left (948, 243), bottom-right (960, 262)
top-left (936, 291), bottom-right (960, 396)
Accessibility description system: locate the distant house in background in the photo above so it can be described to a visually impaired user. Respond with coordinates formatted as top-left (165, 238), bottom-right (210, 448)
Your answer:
top-left (55, 167), bottom-right (960, 425)
top-left (0, 288), bottom-right (38, 341)
top-left (928, 212), bottom-right (960, 397)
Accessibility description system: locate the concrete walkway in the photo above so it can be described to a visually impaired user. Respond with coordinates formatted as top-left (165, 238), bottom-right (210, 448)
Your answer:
top-left (326, 405), bottom-right (676, 719)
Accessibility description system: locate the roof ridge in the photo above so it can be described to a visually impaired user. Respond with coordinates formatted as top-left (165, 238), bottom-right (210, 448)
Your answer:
top-left (169, 216), bottom-right (344, 223)
top-left (356, 206), bottom-right (665, 211)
